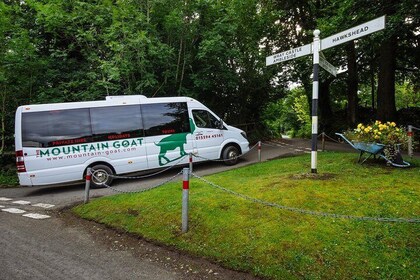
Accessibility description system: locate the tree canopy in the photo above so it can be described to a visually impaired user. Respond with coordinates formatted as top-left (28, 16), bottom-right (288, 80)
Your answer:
top-left (1, 0), bottom-right (419, 151)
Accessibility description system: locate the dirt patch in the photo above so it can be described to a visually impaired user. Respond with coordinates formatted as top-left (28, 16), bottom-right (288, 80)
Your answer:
top-left (56, 208), bottom-right (262, 280)
top-left (289, 173), bottom-right (336, 180)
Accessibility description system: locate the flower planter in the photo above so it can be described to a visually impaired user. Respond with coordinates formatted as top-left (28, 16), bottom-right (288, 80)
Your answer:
top-left (336, 133), bottom-right (410, 167)
top-left (353, 142), bottom-right (385, 155)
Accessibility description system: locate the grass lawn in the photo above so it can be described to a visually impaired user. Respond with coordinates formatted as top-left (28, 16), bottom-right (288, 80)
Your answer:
top-left (73, 152), bottom-right (420, 280)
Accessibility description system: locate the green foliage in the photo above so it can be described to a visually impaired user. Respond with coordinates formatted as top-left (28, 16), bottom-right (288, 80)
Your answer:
top-left (0, 153), bottom-right (18, 187)
top-left (262, 87), bottom-right (311, 138)
top-left (395, 81), bottom-right (420, 110)
top-left (0, 0), bottom-right (419, 150)
top-left (74, 152), bottom-right (420, 280)
top-left (0, 169), bottom-right (18, 187)
top-left (359, 80), bottom-right (420, 111)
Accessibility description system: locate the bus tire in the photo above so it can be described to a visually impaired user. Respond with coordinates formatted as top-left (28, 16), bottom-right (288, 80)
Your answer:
top-left (222, 145), bottom-right (240, 166)
top-left (90, 164), bottom-right (114, 188)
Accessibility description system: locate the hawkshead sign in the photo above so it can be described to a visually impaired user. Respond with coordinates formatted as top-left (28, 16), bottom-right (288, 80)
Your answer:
top-left (321, 16), bottom-right (385, 50)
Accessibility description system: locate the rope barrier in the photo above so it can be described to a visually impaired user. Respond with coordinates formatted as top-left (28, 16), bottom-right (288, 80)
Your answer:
top-left (93, 170), bottom-right (182, 194)
top-left (191, 173), bottom-right (420, 224)
top-left (192, 142), bottom-right (259, 162)
top-left (108, 155), bottom-right (187, 179)
top-left (319, 132), bottom-right (342, 143)
top-left (411, 126), bottom-right (420, 131)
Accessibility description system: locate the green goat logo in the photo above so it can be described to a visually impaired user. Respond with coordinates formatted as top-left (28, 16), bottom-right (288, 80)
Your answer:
top-left (155, 118), bottom-right (196, 166)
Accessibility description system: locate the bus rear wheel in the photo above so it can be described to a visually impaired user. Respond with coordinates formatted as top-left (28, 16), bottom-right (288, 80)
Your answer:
top-left (90, 164), bottom-right (114, 188)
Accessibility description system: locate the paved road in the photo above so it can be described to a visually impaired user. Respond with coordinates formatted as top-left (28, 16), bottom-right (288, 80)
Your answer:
top-left (0, 138), bottom-right (384, 280)
top-left (1, 212), bottom-right (178, 280)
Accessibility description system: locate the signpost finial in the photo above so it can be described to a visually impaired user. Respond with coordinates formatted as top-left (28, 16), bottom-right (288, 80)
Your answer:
top-left (314, 29), bottom-right (320, 37)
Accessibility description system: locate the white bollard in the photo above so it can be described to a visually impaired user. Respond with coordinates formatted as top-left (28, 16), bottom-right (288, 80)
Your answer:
top-left (189, 153), bottom-right (193, 174)
top-left (84, 168), bottom-right (92, 204)
top-left (408, 125), bottom-right (413, 158)
top-left (182, 168), bottom-right (189, 233)
top-left (258, 141), bottom-right (262, 162)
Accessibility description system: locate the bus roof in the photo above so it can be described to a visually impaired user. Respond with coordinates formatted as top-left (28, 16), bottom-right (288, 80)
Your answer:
top-left (17, 95), bottom-right (199, 113)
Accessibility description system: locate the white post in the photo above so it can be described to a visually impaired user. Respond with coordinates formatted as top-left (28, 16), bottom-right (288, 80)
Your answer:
top-left (84, 168), bottom-right (91, 204)
top-left (258, 141), bottom-right (262, 162)
top-left (311, 30), bottom-right (321, 173)
top-left (408, 125), bottom-right (413, 158)
top-left (182, 168), bottom-right (189, 233)
top-left (189, 153), bottom-right (193, 174)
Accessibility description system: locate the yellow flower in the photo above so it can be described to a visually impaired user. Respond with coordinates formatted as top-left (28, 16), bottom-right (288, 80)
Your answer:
top-left (390, 122), bottom-right (396, 127)
top-left (364, 128), bottom-right (370, 133)
top-left (357, 123), bottom-right (363, 128)
top-left (379, 124), bottom-right (387, 130)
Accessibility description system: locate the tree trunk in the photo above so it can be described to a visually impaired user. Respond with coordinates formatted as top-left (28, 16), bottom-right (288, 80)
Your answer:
top-left (178, 44), bottom-right (187, 95)
top-left (377, 34), bottom-right (397, 121)
top-left (319, 78), bottom-right (334, 132)
top-left (346, 41), bottom-right (358, 126)
top-left (370, 62), bottom-right (375, 109)
top-left (0, 89), bottom-right (5, 155)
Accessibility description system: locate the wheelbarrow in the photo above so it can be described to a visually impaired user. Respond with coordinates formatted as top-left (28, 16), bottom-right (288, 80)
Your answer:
top-left (335, 133), bottom-right (410, 167)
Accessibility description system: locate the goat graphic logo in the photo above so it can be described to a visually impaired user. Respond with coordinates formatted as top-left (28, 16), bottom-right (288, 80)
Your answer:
top-left (155, 118), bottom-right (196, 166)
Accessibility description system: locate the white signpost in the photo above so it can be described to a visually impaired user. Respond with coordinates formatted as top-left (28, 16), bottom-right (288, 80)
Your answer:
top-left (321, 16), bottom-right (386, 50)
top-left (266, 16), bottom-right (386, 173)
top-left (266, 44), bottom-right (312, 66)
top-left (319, 55), bottom-right (337, 77)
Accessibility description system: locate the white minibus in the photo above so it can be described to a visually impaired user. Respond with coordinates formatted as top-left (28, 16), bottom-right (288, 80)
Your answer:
top-left (15, 95), bottom-right (249, 187)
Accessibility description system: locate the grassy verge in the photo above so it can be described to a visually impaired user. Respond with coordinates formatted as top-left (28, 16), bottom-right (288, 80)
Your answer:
top-left (73, 152), bottom-right (420, 280)
top-left (0, 152), bottom-right (18, 188)
top-left (0, 170), bottom-right (18, 187)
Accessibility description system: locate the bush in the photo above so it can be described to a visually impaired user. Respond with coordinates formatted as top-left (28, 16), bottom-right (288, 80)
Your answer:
top-left (262, 87), bottom-right (311, 138)
top-left (398, 107), bottom-right (420, 127)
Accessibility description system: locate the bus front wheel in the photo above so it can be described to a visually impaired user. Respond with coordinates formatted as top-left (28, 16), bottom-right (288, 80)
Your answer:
top-left (222, 145), bottom-right (240, 166)
top-left (90, 164), bottom-right (114, 188)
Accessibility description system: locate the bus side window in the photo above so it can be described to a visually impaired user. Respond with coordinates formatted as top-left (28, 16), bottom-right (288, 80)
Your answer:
top-left (90, 105), bottom-right (143, 141)
top-left (141, 102), bottom-right (190, 136)
top-left (22, 108), bottom-right (91, 147)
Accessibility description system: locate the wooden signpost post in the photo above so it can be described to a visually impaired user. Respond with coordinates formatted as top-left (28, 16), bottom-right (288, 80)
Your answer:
top-left (266, 16), bottom-right (386, 173)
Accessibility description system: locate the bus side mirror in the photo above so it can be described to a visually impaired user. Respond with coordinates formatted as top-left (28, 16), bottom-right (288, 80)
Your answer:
top-left (217, 118), bottom-right (224, 129)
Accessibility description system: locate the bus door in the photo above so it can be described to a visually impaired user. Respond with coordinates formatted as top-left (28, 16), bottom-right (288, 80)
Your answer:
top-left (141, 102), bottom-right (193, 168)
top-left (191, 109), bottom-right (225, 161)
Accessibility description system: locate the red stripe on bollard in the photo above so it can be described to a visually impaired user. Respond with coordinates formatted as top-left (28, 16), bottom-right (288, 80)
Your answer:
top-left (183, 180), bottom-right (189, 190)
top-left (86, 175), bottom-right (91, 181)
top-left (407, 132), bottom-right (413, 137)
